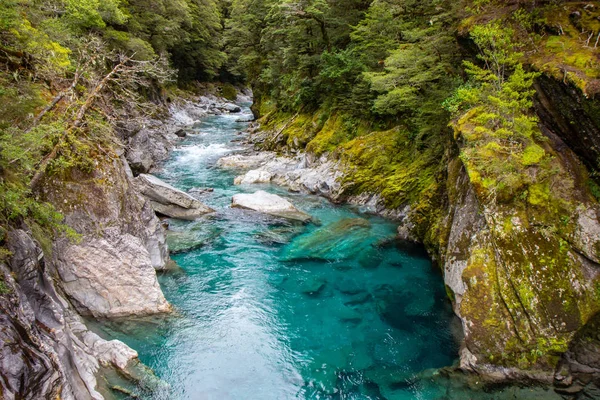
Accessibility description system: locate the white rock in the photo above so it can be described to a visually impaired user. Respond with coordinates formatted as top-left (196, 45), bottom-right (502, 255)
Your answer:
top-left (231, 190), bottom-right (311, 222)
top-left (234, 169), bottom-right (273, 185)
top-left (216, 153), bottom-right (273, 169)
top-left (82, 331), bottom-right (138, 369)
top-left (56, 229), bottom-right (172, 318)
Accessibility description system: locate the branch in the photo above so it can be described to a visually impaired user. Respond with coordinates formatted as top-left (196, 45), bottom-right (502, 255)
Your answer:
top-left (26, 69), bottom-right (81, 133)
top-left (29, 57), bottom-right (129, 190)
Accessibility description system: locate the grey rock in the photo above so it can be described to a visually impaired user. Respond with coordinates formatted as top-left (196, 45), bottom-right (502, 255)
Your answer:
top-left (216, 153), bottom-right (273, 169)
top-left (135, 174), bottom-right (207, 209)
top-left (232, 190), bottom-right (311, 222)
top-left (55, 228), bottom-right (171, 318)
top-left (150, 201), bottom-right (212, 221)
top-left (134, 174), bottom-right (214, 220)
top-left (126, 128), bottom-right (172, 175)
top-left (3, 230), bottom-right (142, 400)
top-left (174, 129), bottom-right (188, 138)
top-left (188, 187), bottom-right (214, 194)
top-left (234, 169), bottom-right (273, 185)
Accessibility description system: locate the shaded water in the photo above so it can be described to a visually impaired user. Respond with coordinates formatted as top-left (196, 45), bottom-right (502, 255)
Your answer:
top-left (95, 106), bottom-right (466, 399)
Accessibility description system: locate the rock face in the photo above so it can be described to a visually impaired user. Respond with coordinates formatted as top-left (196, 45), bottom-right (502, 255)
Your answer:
top-left (135, 173), bottom-right (214, 220)
top-left (122, 122), bottom-right (175, 175)
top-left (231, 190), bottom-right (311, 222)
top-left (432, 149), bottom-right (600, 382)
top-left (56, 229), bottom-right (171, 318)
top-left (1, 229), bottom-right (140, 400)
top-left (41, 154), bottom-right (171, 317)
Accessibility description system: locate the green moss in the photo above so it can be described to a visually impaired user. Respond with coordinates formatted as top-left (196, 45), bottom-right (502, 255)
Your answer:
top-left (521, 144), bottom-right (545, 166)
top-left (221, 83), bottom-right (237, 101)
top-left (306, 113), bottom-right (349, 155)
top-left (527, 183), bottom-right (550, 206)
top-left (0, 276), bottom-right (10, 295)
top-left (587, 179), bottom-right (600, 201)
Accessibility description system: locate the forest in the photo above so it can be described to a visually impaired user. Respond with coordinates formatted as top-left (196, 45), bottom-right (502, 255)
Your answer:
top-left (3, 0), bottom-right (600, 394)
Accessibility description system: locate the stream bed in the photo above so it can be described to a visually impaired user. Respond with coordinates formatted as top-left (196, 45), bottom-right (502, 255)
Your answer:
top-left (95, 105), bottom-right (465, 399)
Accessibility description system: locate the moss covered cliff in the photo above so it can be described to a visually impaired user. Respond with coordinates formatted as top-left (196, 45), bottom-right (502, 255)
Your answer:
top-left (245, 0), bottom-right (600, 385)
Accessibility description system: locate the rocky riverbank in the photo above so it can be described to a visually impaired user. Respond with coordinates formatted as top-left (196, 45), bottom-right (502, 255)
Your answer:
top-left (0, 88), bottom-right (248, 399)
top-left (224, 98), bottom-right (600, 397)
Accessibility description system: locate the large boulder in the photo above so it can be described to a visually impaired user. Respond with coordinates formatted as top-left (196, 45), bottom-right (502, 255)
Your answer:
top-left (55, 228), bottom-right (171, 318)
top-left (124, 126), bottom-right (173, 175)
top-left (234, 169), bottom-right (272, 185)
top-left (231, 190), bottom-right (311, 222)
top-left (41, 154), bottom-right (171, 314)
top-left (134, 174), bottom-right (214, 220)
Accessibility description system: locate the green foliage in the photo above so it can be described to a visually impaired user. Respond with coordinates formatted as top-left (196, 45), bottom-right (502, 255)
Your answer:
top-left (0, 276), bottom-right (11, 295)
top-left (221, 83), bottom-right (237, 101)
top-left (449, 23), bottom-right (552, 203)
top-left (63, 0), bottom-right (128, 30)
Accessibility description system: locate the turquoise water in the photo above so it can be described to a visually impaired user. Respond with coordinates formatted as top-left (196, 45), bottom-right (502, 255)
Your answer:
top-left (97, 106), bottom-right (464, 399)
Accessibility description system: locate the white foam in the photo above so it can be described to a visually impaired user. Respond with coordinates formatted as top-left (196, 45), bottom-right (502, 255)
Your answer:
top-left (174, 143), bottom-right (234, 164)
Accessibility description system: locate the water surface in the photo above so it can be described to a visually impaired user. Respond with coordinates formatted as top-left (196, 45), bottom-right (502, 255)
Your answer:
top-left (96, 106), bottom-right (463, 399)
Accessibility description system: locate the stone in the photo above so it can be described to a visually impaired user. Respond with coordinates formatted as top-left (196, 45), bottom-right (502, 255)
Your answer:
top-left (125, 127), bottom-right (172, 175)
top-left (234, 169), bottom-right (273, 185)
top-left (298, 276), bottom-right (326, 295)
top-left (55, 228), bottom-right (172, 318)
top-left (174, 129), bottom-right (188, 138)
top-left (166, 227), bottom-right (220, 254)
top-left (216, 153), bottom-right (272, 169)
top-left (82, 331), bottom-right (138, 369)
top-left (139, 200), bottom-right (169, 271)
top-left (189, 187), bottom-right (214, 194)
top-left (150, 201), bottom-right (212, 221)
top-left (335, 278), bottom-right (364, 295)
top-left (135, 174), bottom-right (212, 210)
top-left (231, 190), bottom-right (311, 222)
top-left (3, 230), bottom-right (144, 400)
top-left (280, 218), bottom-right (371, 261)
top-left (220, 103), bottom-right (241, 113)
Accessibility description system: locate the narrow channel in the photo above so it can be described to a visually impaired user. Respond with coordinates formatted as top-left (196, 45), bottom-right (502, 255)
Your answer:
top-left (97, 104), bottom-right (459, 399)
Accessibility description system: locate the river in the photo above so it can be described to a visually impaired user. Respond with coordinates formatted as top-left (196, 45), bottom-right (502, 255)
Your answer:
top-left (94, 104), bottom-right (462, 399)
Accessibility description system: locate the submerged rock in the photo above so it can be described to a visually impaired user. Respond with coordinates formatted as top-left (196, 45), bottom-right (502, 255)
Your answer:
top-left (166, 224), bottom-right (222, 254)
top-left (135, 174), bottom-right (214, 220)
top-left (231, 190), bottom-right (311, 222)
top-left (254, 225), bottom-right (304, 245)
top-left (280, 218), bottom-right (372, 261)
top-left (297, 276), bottom-right (327, 295)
